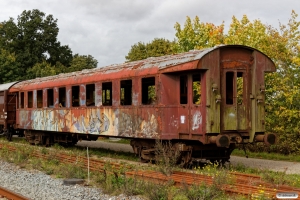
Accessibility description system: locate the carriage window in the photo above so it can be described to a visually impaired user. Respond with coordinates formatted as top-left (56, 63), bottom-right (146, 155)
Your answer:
top-left (37, 90), bottom-right (43, 108)
top-left (20, 92), bottom-right (24, 108)
top-left (28, 91), bottom-right (33, 108)
top-left (47, 89), bottom-right (54, 107)
top-left (59, 87), bottom-right (66, 107)
top-left (226, 72), bottom-right (234, 104)
top-left (121, 80), bottom-right (132, 105)
top-left (192, 74), bottom-right (201, 104)
top-left (0, 92), bottom-right (3, 105)
top-left (180, 75), bottom-right (188, 104)
top-left (86, 84), bottom-right (95, 106)
top-left (102, 82), bottom-right (112, 106)
top-left (72, 86), bottom-right (80, 107)
top-left (142, 77), bottom-right (156, 105)
top-left (237, 72), bottom-right (244, 105)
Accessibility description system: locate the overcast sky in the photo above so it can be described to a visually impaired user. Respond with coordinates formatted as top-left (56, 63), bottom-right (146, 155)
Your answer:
top-left (0, 0), bottom-right (299, 67)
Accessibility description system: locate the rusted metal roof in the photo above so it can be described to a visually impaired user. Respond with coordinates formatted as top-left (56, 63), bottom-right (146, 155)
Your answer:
top-left (9, 45), bottom-right (273, 92)
top-left (0, 82), bottom-right (18, 91)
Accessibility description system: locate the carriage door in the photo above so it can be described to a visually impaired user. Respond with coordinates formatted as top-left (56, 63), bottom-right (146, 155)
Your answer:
top-left (222, 70), bottom-right (248, 131)
top-left (178, 73), bottom-right (203, 137)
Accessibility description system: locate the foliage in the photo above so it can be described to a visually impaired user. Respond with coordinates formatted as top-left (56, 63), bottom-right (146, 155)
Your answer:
top-left (0, 9), bottom-right (72, 81)
top-left (180, 183), bottom-right (225, 200)
top-left (26, 60), bottom-right (57, 79)
top-left (66, 54), bottom-right (98, 72)
top-left (0, 49), bottom-right (19, 83)
top-left (155, 140), bottom-right (181, 176)
top-left (125, 38), bottom-right (177, 62)
top-left (0, 9), bottom-right (98, 82)
top-left (174, 16), bottom-right (225, 52)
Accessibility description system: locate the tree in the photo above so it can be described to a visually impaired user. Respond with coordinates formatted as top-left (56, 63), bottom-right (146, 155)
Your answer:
top-left (0, 9), bottom-right (73, 80)
top-left (66, 54), bottom-right (98, 72)
top-left (26, 61), bottom-right (57, 79)
top-left (174, 16), bottom-right (225, 52)
top-left (0, 49), bottom-right (19, 83)
top-left (125, 38), bottom-right (177, 62)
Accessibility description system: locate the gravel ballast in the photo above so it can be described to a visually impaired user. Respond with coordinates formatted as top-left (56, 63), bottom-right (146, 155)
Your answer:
top-left (0, 160), bottom-right (144, 200)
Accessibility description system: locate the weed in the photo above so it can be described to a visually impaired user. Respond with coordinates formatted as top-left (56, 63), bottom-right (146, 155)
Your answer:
top-left (251, 185), bottom-right (273, 200)
top-left (41, 147), bottom-right (48, 154)
top-left (143, 180), bottom-right (174, 200)
top-left (155, 140), bottom-right (181, 176)
top-left (180, 182), bottom-right (226, 200)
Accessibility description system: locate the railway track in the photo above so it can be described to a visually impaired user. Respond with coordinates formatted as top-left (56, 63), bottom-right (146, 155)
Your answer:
top-left (0, 186), bottom-right (29, 200)
top-left (0, 143), bottom-right (299, 199)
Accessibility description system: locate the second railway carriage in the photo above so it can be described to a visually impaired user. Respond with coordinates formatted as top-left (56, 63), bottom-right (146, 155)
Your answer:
top-left (6, 45), bottom-right (276, 164)
top-left (0, 82), bottom-right (18, 141)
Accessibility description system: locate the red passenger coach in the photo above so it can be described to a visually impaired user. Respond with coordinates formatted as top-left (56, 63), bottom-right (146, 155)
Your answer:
top-left (6, 45), bottom-right (276, 164)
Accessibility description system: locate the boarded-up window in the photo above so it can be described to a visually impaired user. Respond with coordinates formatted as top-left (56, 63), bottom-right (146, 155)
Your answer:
top-left (47, 89), bottom-right (54, 108)
top-left (120, 80), bottom-right (132, 105)
top-left (142, 77), bottom-right (156, 105)
top-left (72, 86), bottom-right (80, 107)
top-left (37, 90), bottom-right (43, 108)
top-left (102, 82), bottom-right (112, 106)
top-left (86, 84), bottom-right (95, 106)
top-left (59, 87), bottom-right (66, 107)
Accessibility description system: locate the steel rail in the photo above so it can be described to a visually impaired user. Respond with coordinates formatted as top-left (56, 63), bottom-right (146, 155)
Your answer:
top-left (0, 186), bottom-right (29, 200)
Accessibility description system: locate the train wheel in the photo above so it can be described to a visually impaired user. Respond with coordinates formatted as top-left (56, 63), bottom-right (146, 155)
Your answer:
top-left (140, 157), bottom-right (149, 163)
top-left (179, 151), bottom-right (192, 168)
top-left (6, 131), bottom-right (12, 141)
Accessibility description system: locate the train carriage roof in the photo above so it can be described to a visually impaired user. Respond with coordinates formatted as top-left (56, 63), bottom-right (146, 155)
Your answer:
top-left (9, 45), bottom-right (275, 92)
top-left (0, 81), bottom-right (19, 92)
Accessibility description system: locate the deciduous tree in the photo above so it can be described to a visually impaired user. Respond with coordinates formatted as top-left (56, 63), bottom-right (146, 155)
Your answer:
top-left (125, 38), bottom-right (177, 62)
top-left (0, 9), bottom-right (73, 80)
top-left (0, 49), bottom-right (19, 83)
top-left (66, 54), bottom-right (98, 72)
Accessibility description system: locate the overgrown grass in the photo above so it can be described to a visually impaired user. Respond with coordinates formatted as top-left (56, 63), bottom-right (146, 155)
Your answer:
top-left (228, 162), bottom-right (300, 188)
top-left (0, 137), bottom-right (299, 200)
top-left (3, 136), bottom-right (300, 162)
top-left (232, 148), bottom-right (300, 162)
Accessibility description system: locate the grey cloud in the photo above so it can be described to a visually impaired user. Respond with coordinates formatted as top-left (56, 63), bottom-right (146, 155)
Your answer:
top-left (0, 0), bottom-right (299, 67)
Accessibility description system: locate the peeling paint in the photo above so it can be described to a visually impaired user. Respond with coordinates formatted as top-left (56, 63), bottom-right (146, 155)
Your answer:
top-left (17, 108), bottom-right (158, 138)
top-left (132, 93), bottom-right (139, 106)
top-left (192, 111), bottom-right (202, 130)
top-left (66, 89), bottom-right (71, 108)
top-left (169, 115), bottom-right (178, 128)
top-left (229, 113), bottom-right (235, 117)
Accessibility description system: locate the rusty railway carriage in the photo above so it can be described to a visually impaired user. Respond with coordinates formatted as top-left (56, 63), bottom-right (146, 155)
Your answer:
top-left (0, 45), bottom-right (276, 165)
top-left (0, 82), bottom-right (19, 141)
